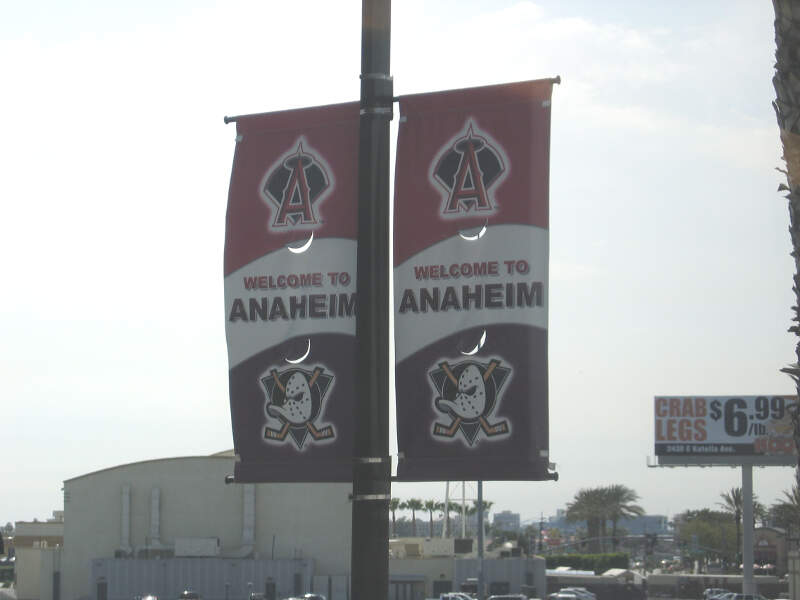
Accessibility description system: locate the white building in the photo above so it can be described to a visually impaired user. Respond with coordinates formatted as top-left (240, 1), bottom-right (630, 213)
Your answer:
top-left (20, 451), bottom-right (545, 600)
top-left (40, 451), bottom-right (351, 600)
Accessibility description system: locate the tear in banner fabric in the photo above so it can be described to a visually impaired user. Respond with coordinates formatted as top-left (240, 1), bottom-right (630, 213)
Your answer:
top-left (393, 80), bottom-right (553, 481)
top-left (224, 103), bottom-right (358, 482)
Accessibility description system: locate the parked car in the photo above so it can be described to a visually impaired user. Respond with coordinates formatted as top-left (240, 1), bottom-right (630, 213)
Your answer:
top-left (441, 594), bottom-right (473, 600)
top-left (179, 591), bottom-right (200, 600)
top-left (487, 595), bottom-right (526, 600)
top-left (559, 587), bottom-right (596, 600)
top-left (704, 589), bottom-right (729, 600)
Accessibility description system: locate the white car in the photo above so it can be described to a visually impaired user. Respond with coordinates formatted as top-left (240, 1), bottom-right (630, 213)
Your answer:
top-left (560, 588), bottom-right (596, 600)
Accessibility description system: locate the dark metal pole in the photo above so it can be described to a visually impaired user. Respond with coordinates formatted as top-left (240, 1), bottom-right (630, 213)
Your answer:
top-left (477, 481), bottom-right (484, 600)
top-left (351, 0), bottom-right (392, 599)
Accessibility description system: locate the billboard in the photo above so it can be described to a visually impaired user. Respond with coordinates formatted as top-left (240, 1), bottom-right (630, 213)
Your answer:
top-left (224, 102), bottom-right (359, 482)
top-left (654, 395), bottom-right (798, 465)
top-left (393, 79), bottom-right (555, 481)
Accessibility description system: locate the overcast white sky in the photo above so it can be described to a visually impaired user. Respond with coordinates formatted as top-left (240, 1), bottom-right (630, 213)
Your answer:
top-left (2, 0), bottom-right (795, 526)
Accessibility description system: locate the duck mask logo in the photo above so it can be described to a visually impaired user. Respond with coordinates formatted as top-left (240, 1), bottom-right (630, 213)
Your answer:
top-left (431, 122), bottom-right (507, 218)
top-left (429, 358), bottom-right (511, 446)
top-left (260, 365), bottom-right (335, 450)
top-left (261, 138), bottom-right (332, 230)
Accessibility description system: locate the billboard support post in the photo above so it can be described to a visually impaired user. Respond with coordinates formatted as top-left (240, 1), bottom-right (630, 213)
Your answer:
top-left (742, 463), bottom-right (755, 595)
top-left (351, 0), bottom-right (392, 599)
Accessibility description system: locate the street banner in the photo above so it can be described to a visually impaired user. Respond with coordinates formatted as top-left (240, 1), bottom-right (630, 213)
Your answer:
top-left (224, 102), bottom-right (358, 482)
top-left (393, 80), bottom-right (554, 481)
top-left (654, 395), bottom-right (799, 464)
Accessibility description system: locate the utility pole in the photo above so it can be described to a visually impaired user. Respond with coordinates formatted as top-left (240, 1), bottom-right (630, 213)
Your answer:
top-left (350, 1), bottom-right (392, 599)
top-left (538, 513), bottom-right (544, 553)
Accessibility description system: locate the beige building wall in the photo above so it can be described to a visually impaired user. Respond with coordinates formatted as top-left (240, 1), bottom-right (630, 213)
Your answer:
top-left (15, 548), bottom-right (43, 600)
top-left (38, 549), bottom-right (63, 600)
top-left (14, 520), bottom-right (64, 549)
top-left (62, 455), bottom-right (351, 600)
top-left (390, 557), bottom-right (454, 596)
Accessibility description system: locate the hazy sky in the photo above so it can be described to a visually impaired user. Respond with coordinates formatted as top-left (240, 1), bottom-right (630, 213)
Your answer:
top-left (2, 0), bottom-right (794, 527)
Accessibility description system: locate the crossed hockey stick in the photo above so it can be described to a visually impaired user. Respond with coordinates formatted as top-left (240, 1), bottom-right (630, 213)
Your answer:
top-left (264, 367), bottom-right (334, 441)
top-left (433, 359), bottom-right (508, 438)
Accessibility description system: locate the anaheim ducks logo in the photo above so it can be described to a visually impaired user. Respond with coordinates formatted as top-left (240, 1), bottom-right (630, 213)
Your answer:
top-left (261, 138), bottom-right (332, 230)
top-left (431, 122), bottom-right (507, 218)
top-left (429, 358), bottom-right (511, 445)
top-left (260, 365), bottom-right (335, 450)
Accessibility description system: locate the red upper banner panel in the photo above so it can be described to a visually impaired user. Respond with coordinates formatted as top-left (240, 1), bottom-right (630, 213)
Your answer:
top-left (394, 79), bottom-right (552, 266)
top-left (225, 102), bottom-right (359, 276)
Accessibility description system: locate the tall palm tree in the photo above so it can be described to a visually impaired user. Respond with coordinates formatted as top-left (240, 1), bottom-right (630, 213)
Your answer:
top-left (424, 500), bottom-right (438, 538)
top-left (771, 486), bottom-right (800, 536)
top-left (471, 499), bottom-right (493, 539)
top-left (566, 487), bottom-right (607, 553)
top-left (464, 504), bottom-right (478, 536)
top-left (446, 503), bottom-right (460, 538)
top-left (773, 0), bottom-right (800, 490)
top-left (605, 484), bottom-right (645, 550)
top-left (389, 497), bottom-right (401, 537)
top-left (719, 487), bottom-right (743, 560)
top-left (403, 498), bottom-right (424, 537)
top-left (718, 487), bottom-right (765, 563)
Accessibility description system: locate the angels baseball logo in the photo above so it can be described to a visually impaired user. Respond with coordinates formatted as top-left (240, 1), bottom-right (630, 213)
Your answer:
top-left (261, 138), bottom-right (332, 230)
top-left (428, 358), bottom-right (511, 446)
top-left (431, 122), bottom-right (507, 218)
top-left (260, 365), bottom-right (336, 450)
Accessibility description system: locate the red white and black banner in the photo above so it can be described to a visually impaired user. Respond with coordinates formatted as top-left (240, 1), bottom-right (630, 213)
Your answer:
top-left (224, 103), bottom-right (358, 482)
top-left (393, 80), bottom-right (553, 481)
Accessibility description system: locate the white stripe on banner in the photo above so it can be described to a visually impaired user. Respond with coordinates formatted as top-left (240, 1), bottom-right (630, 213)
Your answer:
top-left (394, 224), bottom-right (548, 363)
top-left (224, 238), bottom-right (357, 367)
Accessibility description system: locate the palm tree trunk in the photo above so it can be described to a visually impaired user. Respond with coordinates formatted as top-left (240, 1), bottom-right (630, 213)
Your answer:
top-left (773, 0), bottom-right (800, 488)
top-left (412, 511), bottom-right (417, 537)
top-left (611, 519), bottom-right (618, 551)
top-left (600, 519), bottom-right (607, 553)
top-left (391, 511), bottom-right (396, 537)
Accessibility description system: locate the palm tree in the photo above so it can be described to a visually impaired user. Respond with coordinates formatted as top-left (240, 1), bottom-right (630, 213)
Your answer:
top-left (389, 497), bottom-right (401, 537)
top-left (605, 484), bottom-right (645, 550)
top-left (464, 503), bottom-right (477, 536)
top-left (771, 486), bottom-right (800, 537)
top-left (471, 499), bottom-right (493, 539)
top-left (566, 487), bottom-right (607, 553)
top-left (403, 498), bottom-right (424, 537)
top-left (719, 487), bottom-right (743, 561)
top-left (774, 0), bottom-right (800, 490)
top-left (424, 499), bottom-right (438, 538)
top-left (718, 487), bottom-right (763, 563)
top-left (445, 503), bottom-right (460, 538)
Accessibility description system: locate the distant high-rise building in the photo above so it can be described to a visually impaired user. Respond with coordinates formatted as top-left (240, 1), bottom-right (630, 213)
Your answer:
top-left (493, 510), bottom-right (521, 532)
